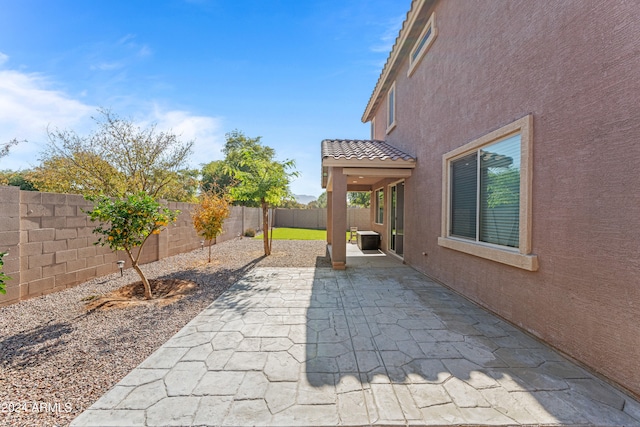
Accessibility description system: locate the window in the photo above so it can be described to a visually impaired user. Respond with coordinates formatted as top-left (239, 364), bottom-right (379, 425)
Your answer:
top-left (386, 82), bottom-right (396, 133)
top-left (408, 12), bottom-right (437, 77)
top-left (439, 115), bottom-right (538, 271)
top-left (375, 188), bottom-right (384, 224)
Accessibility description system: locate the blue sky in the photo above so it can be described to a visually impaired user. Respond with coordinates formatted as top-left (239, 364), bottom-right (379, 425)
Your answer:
top-left (0, 0), bottom-right (406, 197)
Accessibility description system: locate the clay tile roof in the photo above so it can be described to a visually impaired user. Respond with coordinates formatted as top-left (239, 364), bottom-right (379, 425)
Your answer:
top-left (321, 139), bottom-right (415, 162)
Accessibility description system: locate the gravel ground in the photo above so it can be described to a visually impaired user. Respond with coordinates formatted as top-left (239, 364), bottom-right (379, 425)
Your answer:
top-left (0, 238), bottom-right (330, 427)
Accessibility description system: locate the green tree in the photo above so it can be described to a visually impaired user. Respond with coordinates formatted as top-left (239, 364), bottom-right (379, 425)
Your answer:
top-left (201, 160), bottom-right (234, 195)
top-left (192, 190), bottom-right (232, 262)
top-left (0, 170), bottom-right (38, 191)
top-left (225, 137), bottom-right (297, 256)
top-left (36, 108), bottom-right (194, 201)
top-left (348, 191), bottom-right (371, 208)
top-left (85, 192), bottom-right (179, 299)
top-left (201, 130), bottom-right (276, 204)
top-left (316, 191), bottom-right (327, 208)
top-left (0, 251), bottom-right (10, 295)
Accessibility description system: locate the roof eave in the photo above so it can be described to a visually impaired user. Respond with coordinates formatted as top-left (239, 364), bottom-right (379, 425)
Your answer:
top-left (361, 0), bottom-right (434, 123)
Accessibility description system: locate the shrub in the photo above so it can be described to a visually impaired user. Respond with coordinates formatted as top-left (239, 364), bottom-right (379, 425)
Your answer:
top-left (85, 192), bottom-right (179, 299)
top-left (244, 228), bottom-right (256, 237)
top-left (0, 251), bottom-right (9, 294)
top-left (192, 191), bottom-right (232, 262)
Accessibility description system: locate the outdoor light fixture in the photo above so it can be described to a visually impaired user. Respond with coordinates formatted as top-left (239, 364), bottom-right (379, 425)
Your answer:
top-left (116, 260), bottom-right (125, 277)
top-left (201, 240), bottom-right (205, 250)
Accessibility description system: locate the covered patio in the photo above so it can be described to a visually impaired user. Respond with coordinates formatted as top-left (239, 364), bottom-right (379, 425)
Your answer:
top-left (321, 139), bottom-right (416, 269)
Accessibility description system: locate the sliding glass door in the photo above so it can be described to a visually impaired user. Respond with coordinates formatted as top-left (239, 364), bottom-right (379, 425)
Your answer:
top-left (390, 181), bottom-right (404, 256)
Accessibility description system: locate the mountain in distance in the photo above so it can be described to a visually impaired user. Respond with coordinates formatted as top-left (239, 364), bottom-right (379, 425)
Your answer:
top-left (294, 194), bottom-right (317, 204)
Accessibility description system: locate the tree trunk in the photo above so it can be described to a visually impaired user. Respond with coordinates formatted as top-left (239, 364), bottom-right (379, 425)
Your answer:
top-left (126, 248), bottom-right (153, 299)
top-left (208, 239), bottom-right (212, 263)
top-left (262, 200), bottom-right (270, 256)
top-left (133, 263), bottom-right (153, 299)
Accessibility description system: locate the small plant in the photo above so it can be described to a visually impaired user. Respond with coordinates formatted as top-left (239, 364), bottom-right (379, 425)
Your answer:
top-left (0, 251), bottom-right (10, 294)
top-left (85, 192), bottom-right (179, 299)
top-left (192, 191), bottom-right (232, 262)
top-left (244, 228), bottom-right (256, 237)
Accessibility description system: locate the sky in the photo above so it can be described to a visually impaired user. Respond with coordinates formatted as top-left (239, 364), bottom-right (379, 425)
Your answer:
top-left (0, 0), bottom-right (407, 198)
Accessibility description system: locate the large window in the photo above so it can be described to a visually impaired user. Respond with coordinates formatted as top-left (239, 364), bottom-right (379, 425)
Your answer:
top-left (408, 12), bottom-right (437, 77)
top-left (375, 188), bottom-right (384, 224)
top-left (439, 115), bottom-right (538, 271)
top-left (386, 82), bottom-right (396, 133)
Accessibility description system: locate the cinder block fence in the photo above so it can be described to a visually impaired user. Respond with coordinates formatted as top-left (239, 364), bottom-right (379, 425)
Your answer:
top-left (0, 186), bottom-right (262, 307)
top-left (0, 186), bottom-right (370, 307)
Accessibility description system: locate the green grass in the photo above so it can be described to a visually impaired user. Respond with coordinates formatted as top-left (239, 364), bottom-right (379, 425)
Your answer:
top-left (254, 227), bottom-right (355, 241)
top-left (254, 227), bottom-right (328, 240)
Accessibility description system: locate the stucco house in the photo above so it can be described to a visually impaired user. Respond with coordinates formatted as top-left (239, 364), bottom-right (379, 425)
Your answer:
top-left (322, 0), bottom-right (640, 399)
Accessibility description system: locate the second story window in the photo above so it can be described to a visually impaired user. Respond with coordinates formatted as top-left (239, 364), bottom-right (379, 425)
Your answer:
top-left (386, 82), bottom-right (396, 133)
top-left (408, 12), bottom-right (437, 76)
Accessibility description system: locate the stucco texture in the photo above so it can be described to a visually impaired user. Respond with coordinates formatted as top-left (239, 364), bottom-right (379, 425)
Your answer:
top-left (372, 0), bottom-right (640, 397)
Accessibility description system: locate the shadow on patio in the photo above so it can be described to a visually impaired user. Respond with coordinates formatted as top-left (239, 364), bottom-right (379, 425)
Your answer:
top-left (303, 256), bottom-right (640, 425)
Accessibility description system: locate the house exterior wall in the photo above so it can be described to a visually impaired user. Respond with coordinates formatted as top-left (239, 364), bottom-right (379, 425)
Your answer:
top-left (369, 0), bottom-right (640, 397)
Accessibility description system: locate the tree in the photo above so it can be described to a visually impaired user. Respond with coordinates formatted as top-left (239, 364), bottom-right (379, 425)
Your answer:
top-left (280, 198), bottom-right (305, 209)
top-left (85, 192), bottom-right (179, 299)
top-left (0, 251), bottom-right (9, 295)
top-left (316, 191), bottom-right (327, 208)
top-left (348, 191), bottom-right (371, 208)
top-left (1, 138), bottom-right (21, 158)
top-left (225, 137), bottom-right (297, 256)
top-left (35, 108), bottom-right (194, 201)
top-left (0, 170), bottom-right (38, 191)
top-left (192, 190), bottom-right (232, 262)
top-left (201, 160), bottom-right (234, 195)
top-left (201, 130), bottom-right (275, 204)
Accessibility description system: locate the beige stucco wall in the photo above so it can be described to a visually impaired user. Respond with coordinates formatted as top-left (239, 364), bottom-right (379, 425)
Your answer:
top-left (370, 0), bottom-right (640, 397)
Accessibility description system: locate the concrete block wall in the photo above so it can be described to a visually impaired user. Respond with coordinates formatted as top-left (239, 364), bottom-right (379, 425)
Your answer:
top-left (274, 208), bottom-right (370, 231)
top-left (0, 187), bottom-right (262, 307)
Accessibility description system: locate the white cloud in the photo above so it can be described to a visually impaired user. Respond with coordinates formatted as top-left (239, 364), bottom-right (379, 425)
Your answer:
top-left (0, 66), bottom-right (223, 173)
top-left (147, 106), bottom-right (226, 168)
top-left (0, 52), bottom-right (8, 66)
top-left (0, 70), bottom-right (95, 169)
top-left (370, 15), bottom-right (404, 54)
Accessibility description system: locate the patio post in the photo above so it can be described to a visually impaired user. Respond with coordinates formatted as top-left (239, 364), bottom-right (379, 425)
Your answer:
top-left (330, 167), bottom-right (347, 269)
top-left (326, 189), bottom-right (332, 245)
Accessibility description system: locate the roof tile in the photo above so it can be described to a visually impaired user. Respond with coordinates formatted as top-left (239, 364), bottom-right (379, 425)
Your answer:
top-left (321, 139), bottom-right (415, 162)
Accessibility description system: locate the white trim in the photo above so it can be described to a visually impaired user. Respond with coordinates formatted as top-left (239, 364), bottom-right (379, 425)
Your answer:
top-left (439, 115), bottom-right (537, 271)
top-left (362, 0), bottom-right (429, 122)
top-left (386, 81), bottom-right (397, 134)
top-left (408, 12), bottom-right (437, 77)
top-left (374, 187), bottom-right (384, 225)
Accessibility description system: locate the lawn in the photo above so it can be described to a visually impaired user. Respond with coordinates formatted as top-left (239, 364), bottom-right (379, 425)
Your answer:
top-left (254, 227), bottom-right (326, 240)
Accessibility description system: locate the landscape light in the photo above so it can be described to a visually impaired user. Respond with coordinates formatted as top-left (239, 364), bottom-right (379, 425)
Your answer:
top-left (116, 260), bottom-right (125, 277)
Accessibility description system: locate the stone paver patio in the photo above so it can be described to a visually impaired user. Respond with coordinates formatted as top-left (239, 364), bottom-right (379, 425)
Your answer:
top-left (71, 263), bottom-right (640, 426)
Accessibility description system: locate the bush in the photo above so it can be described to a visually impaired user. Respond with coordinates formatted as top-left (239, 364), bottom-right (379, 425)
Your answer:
top-left (0, 251), bottom-right (10, 294)
top-left (244, 228), bottom-right (256, 237)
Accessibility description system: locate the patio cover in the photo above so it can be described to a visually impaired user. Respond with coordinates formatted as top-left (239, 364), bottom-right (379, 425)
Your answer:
top-left (321, 139), bottom-right (416, 269)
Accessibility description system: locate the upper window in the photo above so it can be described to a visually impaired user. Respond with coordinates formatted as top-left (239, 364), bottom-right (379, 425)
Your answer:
top-left (375, 188), bottom-right (384, 224)
top-left (408, 12), bottom-right (437, 77)
top-left (438, 115), bottom-right (538, 271)
top-left (386, 82), bottom-right (396, 133)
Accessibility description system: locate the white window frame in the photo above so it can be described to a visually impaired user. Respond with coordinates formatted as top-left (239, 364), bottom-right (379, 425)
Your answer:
top-left (374, 188), bottom-right (384, 224)
top-left (386, 81), bottom-right (396, 134)
top-left (438, 115), bottom-right (538, 271)
top-left (408, 12), bottom-right (437, 77)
